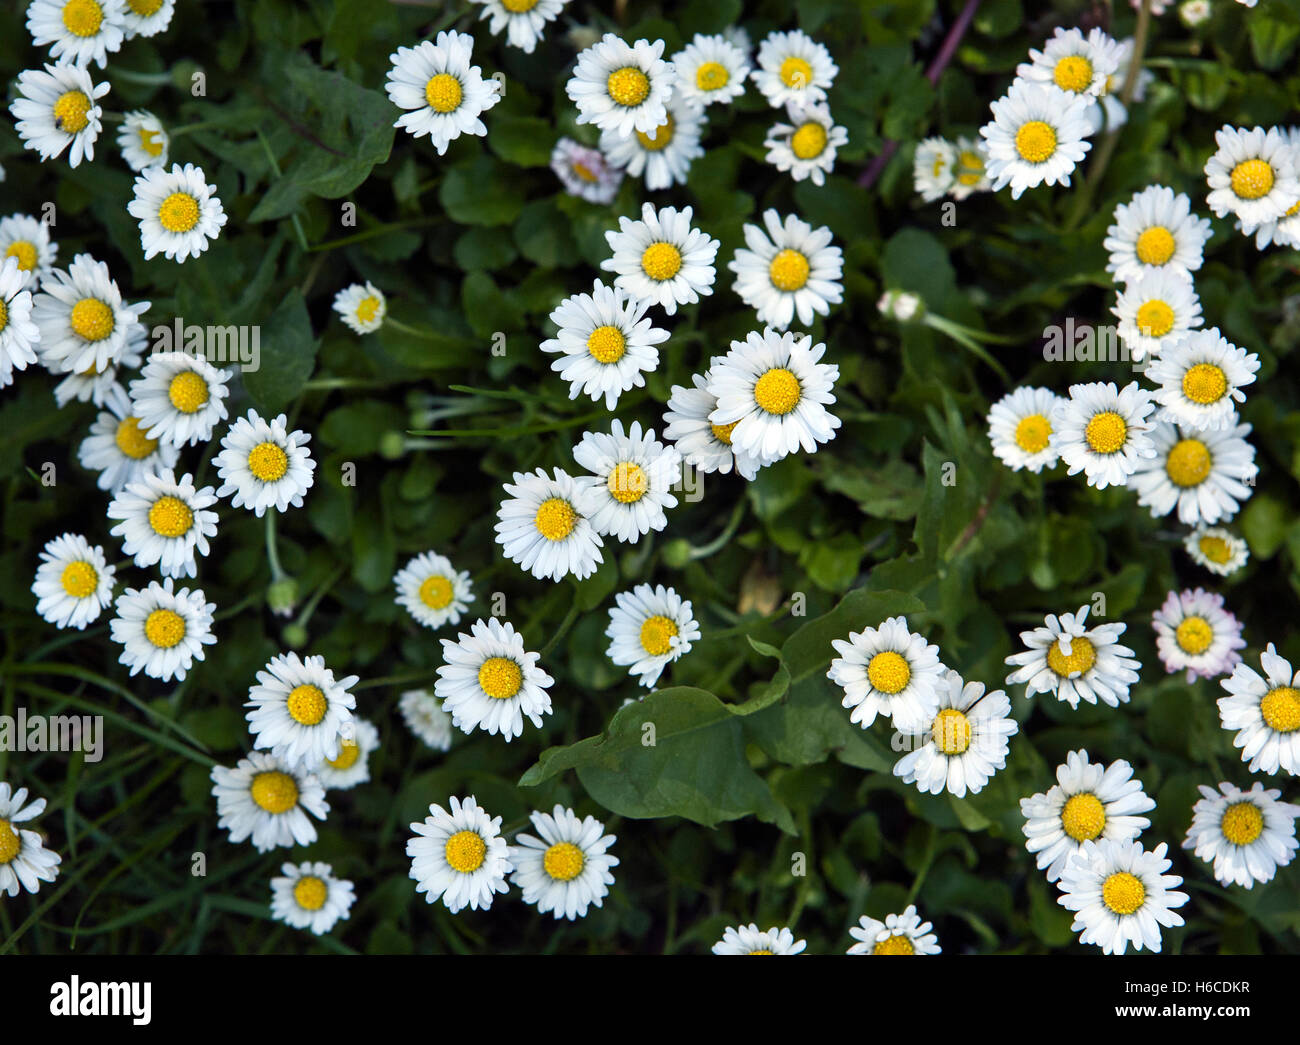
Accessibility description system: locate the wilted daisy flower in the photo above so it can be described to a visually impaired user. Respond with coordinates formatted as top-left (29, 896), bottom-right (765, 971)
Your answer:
top-left (1183, 782), bottom-right (1299, 889)
top-left (573, 420), bottom-right (681, 543)
top-left (1152, 588), bottom-right (1246, 682)
top-left (127, 163), bottom-right (227, 263)
top-left (110, 577), bottom-right (215, 682)
top-left (78, 388), bottom-right (180, 493)
top-left (1005, 604), bottom-right (1142, 709)
top-left (32, 254), bottom-right (146, 376)
top-left (214, 409), bottom-right (316, 517)
top-left (1016, 26), bottom-right (1122, 99)
top-left (600, 202), bottom-right (719, 315)
top-left (385, 31), bottom-right (501, 154)
top-left (712, 924), bottom-right (806, 955)
top-left (0, 213), bottom-right (58, 290)
top-left (600, 96), bottom-right (704, 191)
top-left (671, 33), bottom-right (750, 108)
top-left (1146, 328), bottom-right (1259, 430)
top-left (332, 281), bottom-right (386, 335)
top-left (210, 751), bottom-right (329, 852)
top-left (407, 794), bottom-right (512, 913)
top-left (270, 861), bottom-right (356, 935)
top-left (1103, 185), bottom-right (1212, 285)
top-left (246, 652), bottom-right (359, 769)
top-left (393, 550), bottom-right (473, 630)
top-left (847, 906), bottom-right (940, 955)
top-left (1053, 381), bottom-right (1156, 489)
top-left (315, 718), bottom-right (379, 791)
top-left (979, 81), bottom-right (1093, 199)
top-left (0, 257), bottom-right (40, 388)
top-left (1130, 419), bottom-right (1257, 526)
top-left (913, 137), bottom-right (957, 202)
top-left (550, 138), bottom-right (623, 204)
top-left (729, 210), bottom-right (843, 330)
top-left (128, 351), bottom-right (231, 447)
top-left (1020, 750), bottom-right (1156, 882)
top-left (567, 33), bottom-right (675, 137)
top-left (116, 109), bottom-right (168, 170)
top-left (436, 617), bottom-right (554, 741)
top-left (52, 314), bottom-right (142, 407)
top-left (1205, 125), bottom-right (1300, 232)
top-left (949, 136), bottom-right (991, 200)
top-left (0, 783), bottom-right (61, 897)
top-left (468, 0), bottom-right (568, 54)
top-left (26, 0), bottom-right (126, 68)
top-left (1112, 268), bottom-right (1203, 360)
top-left (399, 689), bottom-right (455, 751)
top-left (606, 583), bottom-right (700, 688)
top-left (11, 62), bottom-right (110, 168)
top-left (32, 533), bottom-right (115, 630)
top-left (120, 0), bottom-right (174, 38)
top-left (1185, 525), bottom-right (1249, 576)
top-left (106, 469), bottom-right (219, 579)
top-left (1219, 643), bottom-right (1300, 775)
top-left (986, 386), bottom-right (1063, 473)
top-left (751, 29), bottom-right (837, 108)
top-left (663, 367), bottom-right (764, 480)
top-left (828, 616), bottom-right (945, 731)
top-left (494, 467), bottom-right (603, 582)
top-left (1057, 839), bottom-right (1188, 955)
top-left (764, 102), bottom-right (847, 187)
top-left (510, 805), bottom-right (619, 920)
top-left (708, 328), bottom-right (841, 464)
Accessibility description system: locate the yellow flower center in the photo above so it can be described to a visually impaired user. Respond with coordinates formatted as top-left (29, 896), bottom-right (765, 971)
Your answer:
top-left (1175, 615), bottom-right (1214, 655)
top-left (0, 820), bottom-right (20, 864)
top-left (69, 297), bottom-right (114, 342)
top-left (144, 607), bottom-right (186, 648)
top-left (1136, 299), bottom-right (1175, 338)
top-left (1061, 792), bottom-right (1107, 841)
top-left (607, 461), bottom-right (648, 504)
top-left (444, 829), bottom-right (487, 873)
top-left (60, 560), bottom-right (99, 598)
top-left (1047, 635), bottom-right (1096, 677)
top-left (148, 494), bottom-right (194, 538)
top-left (1181, 363), bottom-right (1227, 405)
top-left (956, 150), bottom-right (984, 185)
top-left (768, 248), bottom-right (810, 291)
top-left (753, 366), bottom-right (801, 415)
top-left (932, 707), bottom-right (972, 755)
top-left (478, 657), bottom-right (522, 700)
top-left (500, 0), bottom-right (539, 10)
top-left (543, 841), bottom-right (586, 881)
top-left (287, 684), bottom-right (328, 726)
top-left (1102, 871), bottom-right (1146, 916)
top-left (779, 56), bottom-right (813, 88)
top-left (5, 241), bottom-right (38, 272)
top-left (419, 574), bottom-right (454, 610)
top-left (1230, 158), bottom-right (1274, 200)
top-left (129, 0), bottom-right (165, 15)
top-left (1220, 802), bottom-right (1264, 846)
top-left (571, 160), bottom-right (599, 183)
top-left (695, 61), bottom-right (730, 91)
top-left (641, 242), bottom-right (683, 282)
top-left (425, 73), bottom-right (463, 113)
top-left (791, 121), bottom-right (828, 160)
top-left (640, 614), bottom-right (679, 656)
top-left (61, 0), bottom-right (104, 38)
top-left (355, 295), bottom-right (381, 324)
top-left (1165, 438), bottom-right (1211, 488)
top-left (1198, 535), bottom-right (1232, 564)
top-left (326, 738), bottom-right (361, 770)
top-left (115, 416), bottom-right (158, 459)
top-left (635, 114), bottom-right (675, 151)
top-left (168, 370), bottom-right (210, 413)
top-left (587, 324), bottom-right (626, 363)
top-left (138, 125), bottom-right (164, 156)
top-left (293, 875), bottom-right (328, 911)
top-left (1135, 226), bottom-right (1176, 266)
top-left (607, 66), bottom-right (650, 107)
top-left (866, 650), bottom-right (911, 694)
top-left (534, 496), bottom-right (575, 541)
top-left (0, 300), bottom-right (7, 333)
top-left (251, 771), bottom-right (298, 814)
top-left (158, 192), bottom-right (200, 234)
top-left (872, 933), bottom-right (915, 955)
top-left (1084, 411), bottom-right (1127, 455)
top-left (1053, 55), bottom-right (1094, 93)
top-left (53, 90), bottom-right (92, 134)
top-left (711, 420), bottom-right (738, 445)
top-left (1260, 686), bottom-right (1300, 733)
top-left (247, 442), bottom-right (289, 482)
top-left (1014, 120), bottom-right (1057, 163)
top-left (1014, 413), bottom-right (1052, 453)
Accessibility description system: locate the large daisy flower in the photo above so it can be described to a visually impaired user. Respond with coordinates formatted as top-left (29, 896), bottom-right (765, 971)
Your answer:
top-left (106, 469), bottom-right (219, 579)
top-left (599, 95), bottom-right (704, 192)
top-left (663, 366), bottom-right (765, 480)
top-left (712, 924), bottom-right (806, 955)
top-left (127, 163), bottom-right (227, 263)
top-left (1004, 604), bottom-right (1141, 709)
top-left (1218, 643), bottom-right (1300, 776)
top-left (671, 33), bottom-right (750, 108)
top-left (510, 805), bottom-right (619, 920)
top-left (600, 202), bottom-right (719, 315)
top-left (986, 386), bottom-right (1062, 473)
top-left (979, 81), bottom-right (1093, 200)
top-left (828, 615), bottom-right (946, 731)
top-left (0, 212), bottom-right (59, 290)
top-left (10, 62), bottom-right (110, 168)
top-left (728, 209), bottom-right (843, 330)
top-left (1052, 380), bottom-right (1156, 489)
top-left (1129, 418), bottom-right (1257, 526)
top-left (913, 137), bottom-right (958, 202)
top-left (467, 0), bottom-right (569, 54)
top-left (550, 138), bottom-right (623, 204)
top-left (333, 281), bottom-right (386, 335)
top-left (32, 253), bottom-right (146, 376)
top-left (385, 31), bottom-right (501, 154)
top-left (314, 717), bottom-right (380, 791)
top-left (572, 420), bottom-right (681, 543)
top-left (1151, 588), bottom-right (1245, 682)
top-left (407, 794), bottom-right (512, 913)
top-left (1145, 328), bottom-right (1259, 431)
top-left (26, 0), bottom-right (126, 69)
top-left (52, 315), bottom-right (143, 407)
top-left (0, 256), bottom-right (40, 389)
top-left (1204, 124), bottom-right (1300, 232)
top-left (1182, 781), bottom-right (1299, 889)
top-left (246, 652), bottom-right (360, 769)
top-left (435, 617), bottom-right (554, 742)
top-left (78, 386), bottom-right (180, 493)
top-left (750, 29), bottom-right (837, 108)
top-left (210, 751), bottom-right (328, 852)
top-left (494, 468), bottom-right (603, 582)
top-left (1015, 26), bottom-right (1123, 99)
top-left (110, 578), bottom-right (215, 682)
top-left (1056, 839), bottom-right (1188, 955)
top-left (0, 783), bottom-right (61, 897)
top-left (1185, 525), bottom-right (1249, 577)
top-left (846, 905), bottom-right (940, 955)
top-left (764, 101), bottom-right (847, 187)
top-left (32, 532), bottom-right (116, 630)
top-left (116, 109), bottom-right (168, 171)
top-left (393, 550), bottom-right (473, 630)
top-left (1103, 184), bottom-right (1212, 285)
top-left (605, 583), bottom-right (700, 689)
top-left (566, 33), bottom-right (675, 137)
top-left (399, 689), bottom-right (455, 752)
top-left (1112, 268), bottom-right (1203, 361)
top-left (214, 409), bottom-right (316, 517)
top-left (270, 861), bottom-right (356, 935)
top-left (129, 351), bottom-right (232, 447)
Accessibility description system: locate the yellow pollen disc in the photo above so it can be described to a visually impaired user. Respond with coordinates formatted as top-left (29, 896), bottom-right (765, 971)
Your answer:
top-left (478, 656), bottom-right (522, 700)
top-left (251, 771), bottom-right (298, 814)
top-left (445, 829), bottom-right (487, 873)
top-left (791, 121), bottom-right (828, 160)
top-left (138, 126), bottom-right (164, 156)
top-left (1136, 226), bottom-right (1176, 266)
top-left (1136, 299), bottom-right (1175, 338)
top-left (1053, 55), bottom-right (1094, 93)
top-left (355, 296), bottom-right (381, 324)
top-left (1047, 635), bottom-right (1096, 677)
top-left (425, 73), bottom-right (463, 113)
top-left (1061, 792), bottom-right (1106, 842)
top-left (607, 461), bottom-right (648, 504)
top-left (587, 324), bottom-right (626, 364)
top-left (6, 241), bottom-right (38, 272)
top-left (1165, 438), bottom-right (1211, 488)
top-left (932, 707), bottom-right (972, 756)
top-left (69, 297), bottom-right (114, 342)
top-left (1230, 158), bottom-right (1274, 201)
top-left (326, 738), bottom-right (361, 770)
top-left (1182, 363), bottom-right (1227, 405)
top-left (167, 371), bottom-right (210, 415)
top-left (1014, 413), bottom-right (1052, 453)
top-left (130, 0), bottom-right (165, 15)
top-left (1198, 535), bottom-right (1232, 564)
top-left (753, 366), bottom-right (802, 415)
top-left (61, 0), bottom-right (104, 38)
top-left (1220, 802), bottom-right (1264, 846)
top-left (1102, 871), bottom-right (1146, 916)
top-left (1175, 615), bottom-right (1214, 655)
top-left (158, 192), bottom-right (200, 234)
top-left (419, 574), bottom-right (454, 610)
top-left (1260, 686), bottom-right (1300, 733)
top-left (534, 496), bottom-right (576, 541)
top-left (607, 66), bottom-right (650, 107)
top-left (247, 442), bottom-right (289, 482)
top-left (0, 300), bottom-right (7, 333)
top-left (293, 876), bottom-right (328, 911)
top-left (500, 0), bottom-right (539, 10)
top-left (711, 420), bottom-right (738, 445)
top-left (543, 841), bottom-right (586, 881)
top-left (641, 242), bottom-right (682, 282)
top-left (287, 684), bottom-right (328, 726)
top-left (635, 114), bottom-right (675, 151)
top-left (768, 248), bottom-right (810, 291)
top-left (748, 949), bottom-right (774, 955)
top-left (695, 61), bottom-right (730, 91)
top-left (779, 56), bottom-right (813, 88)
top-left (1084, 411), bottom-right (1127, 455)
top-left (0, 820), bottom-right (19, 864)
top-left (53, 90), bottom-right (92, 134)
top-left (872, 933), bottom-right (915, 955)
top-left (866, 650), bottom-right (911, 694)
top-left (148, 495), bottom-right (194, 538)
top-left (115, 416), bottom-right (158, 459)
top-left (956, 150), bottom-right (984, 185)
top-left (1014, 120), bottom-right (1057, 164)
top-left (640, 614), bottom-right (679, 656)
top-left (1287, 199), bottom-right (1300, 217)
top-left (60, 560), bottom-right (99, 598)
top-left (571, 160), bottom-right (599, 183)
top-left (144, 608), bottom-right (186, 649)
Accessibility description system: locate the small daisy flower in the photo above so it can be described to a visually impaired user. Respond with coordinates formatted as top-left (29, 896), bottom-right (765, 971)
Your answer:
top-left (1057, 839), bottom-right (1188, 955)
top-left (494, 467), bottom-right (604, 582)
top-left (128, 351), bottom-right (231, 447)
top-left (1205, 125), bottom-right (1300, 232)
top-left (32, 253), bottom-right (147, 376)
top-left (120, 0), bottom-right (174, 38)
top-left (1103, 185), bottom-right (1212, 285)
top-left (1180, 0), bottom-right (1212, 23)
top-left (407, 794), bottom-right (512, 913)
top-left (435, 617), bottom-right (554, 741)
top-left (110, 577), bottom-right (215, 682)
top-left (828, 615), bottom-right (946, 732)
top-left (913, 137), bottom-right (958, 202)
top-left (77, 387), bottom-right (180, 493)
top-left (1146, 328), bottom-right (1259, 430)
top-left (751, 29), bottom-right (837, 108)
top-left (712, 924), bottom-right (806, 955)
top-left (127, 163), bottom-right (226, 263)
top-left (315, 718), bottom-right (380, 791)
top-left (1130, 419), bottom-right (1257, 526)
top-left (671, 33), bottom-right (750, 108)
top-left (393, 550), bottom-right (473, 630)
top-left (979, 81), bottom-right (1093, 200)
top-left (270, 861), bottom-right (356, 935)
top-left (606, 583), bottom-right (700, 688)
top-left (600, 95), bottom-right (704, 192)
top-left (1183, 781), bottom-right (1299, 889)
top-left (32, 533), bottom-right (115, 630)
top-left (728, 209), bottom-right (843, 330)
top-left (0, 212), bottom-right (58, 290)
top-left (1152, 588), bottom-right (1246, 683)
top-left (949, 136), bottom-right (991, 200)
top-left (986, 386), bottom-right (1063, 473)
top-left (1185, 525), bottom-right (1249, 576)
top-left (707, 328), bottom-right (841, 464)
top-left (11, 62), bottom-right (110, 168)
top-left (1020, 750), bottom-right (1156, 882)
top-left (663, 366), bottom-right (765, 481)
top-left (567, 33), bottom-right (675, 137)
top-left (573, 420), bottom-right (681, 544)
top-left (550, 137), bottom-right (623, 204)
top-left (210, 751), bottom-right (328, 852)
top-left (468, 0), bottom-right (568, 54)
top-left (1005, 604), bottom-right (1142, 709)
top-left (116, 109), bottom-right (168, 171)
top-left (385, 31), bottom-right (502, 154)
top-left (510, 805), bottom-right (619, 920)
top-left (106, 469), bottom-right (219, 579)
top-left (214, 409), bottom-right (317, 517)
top-left (600, 202), bottom-right (719, 316)
top-left (26, 0), bottom-right (126, 69)
top-left (846, 906), bottom-right (940, 955)
top-left (51, 315), bottom-right (142, 408)
top-left (0, 783), bottom-right (61, 897)
top-left (1112, 268), bottom-right (1203, 360)
top-left (332, 281), bottom-right (386, 335)
top-left (1016, 26), bottom-right (1123, 99)
top-left (1219, 643), bottom-right (1300, 776)
top-left (764, 101), bottom-right (847, 187)
top-left (246, 652), bottom-right (360, 769)
top-left (1052, 380), bottom-right (1156, 489)
top-left (399, 689), bottom-right (455, 752)
top-left (0, 257), bottom-right (40, 388)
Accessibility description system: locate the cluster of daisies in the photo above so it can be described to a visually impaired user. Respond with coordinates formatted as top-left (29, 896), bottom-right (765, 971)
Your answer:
top-left (711, 904), bottom-right (942, 955)
top-left (913, 136), bottom-right (991, 203)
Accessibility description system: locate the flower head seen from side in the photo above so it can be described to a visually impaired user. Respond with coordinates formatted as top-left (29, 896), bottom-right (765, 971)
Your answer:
top-left (671, 33), bottom-right (750, 108)
top-left (332, 282), bottom-right (386, 335)
top-left (1129, 418), bottom-right (1257, 527)
top-left (210, 751), bottom-right (329, 852)
top-left (270, 861), bottom-right (356, 935)
top-left (246, 652), bottom-right (360, 769)
top-left (987, 386), bottom-right (1063, 473)
top-left (315, 717), bottom-right (379, 791)
top-left (1218, 643), bottom-right (1300, 776)
top-left (729, 209), bottom-right (843, 330)
top-left (467, 0), bottom-right (569, 55)
top-left (127, 163), bottom-right (227, 263)
top-left (751, 29), bottom-right (837, 108)
top-left (1103, 184), bottom-right (1212, 285)
top-left (0, 256), bottom-right (40, 389)
top-left (0, 782), bottom-right (61, 897)
top-left (663, 365), bottom-right (765, 480)
top-left (214, 409), bottom-right (316, 517)
top-left (764, 101), bottom-right (847, 187)
top-left (550, 138), bottom-right (623, 204)
top-left (128, 351), bottom-right (232, 447)
top-left (116, 108), bottom-right (168, 171)
top-left (510, 805), bottom-right (619, 920)
top-left (78, 386), bottom-right (180, 493)
top-left (399, 689), bottom-right (455, 752)
top-left (567, 34), bottom-right (675, 137)
top-left (712, 924), bottom-right (806, 955)
top-left (1185, 525), bottom-right (1249, 577)
top-left (0, 212), bottom-right (59, 290)
top-left (846, 905), bottom-right (940, 955)
top-left (407, 794), bottom-right (512, 913)
top-left (599, 95), bottom-right (705, 192)
top-left (1204, 125), bottom-right (1300, 232)
top-left (1146, 328), bottom-right (1259, 431)
top-left (600, 202), bottom-right (719, 315)
top-left (393, 550), bottom-right (473, 630)
top-left (33, 253), bottom-right (146, 376)
top-left (913, 137), bottom-right (958, 202)
top-left (386, 31), bottom-right (501, 154)
top-left (106, 469), bottom-right (219, 579)
top-left (1151, 588), bottom-right (1246, 683)
top-left (110, 578), bottom-right (215, 682)
top-left (979, 81), bottom-right (1093, 200)
top-left (606, 583), bottom-right (700, 689)
top-left (827, 616), bottom-right (945, 732)
top-left (1112, 268), bottom-right (1203, 361)
top-left (120, 0), bottom-right (174, 39)
top-left (572, 420), bottom-right (681, 543)
top-left (11, 62), bottom-right (110, 168)
top-left (1053, 380), bottom-right (1156, 489)
top-left (435, 617), bottom-right (554, 742)
top-left (1005, 604), bottom-right (1141, 709)
top-left (1183, 781), bottom-right (1299, 889)
top-left (1057, 839), bottom-right (1188, 954)
top-left (32, 533), bottom-right (115, 630)
top-left (495, 467), bottom-right (603, 582)
top-left (26, 0), bottom-right (126, 69)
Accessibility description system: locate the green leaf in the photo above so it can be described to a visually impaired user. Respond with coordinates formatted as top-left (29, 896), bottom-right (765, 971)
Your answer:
top-left (243, 289), bottom-right (318, 414)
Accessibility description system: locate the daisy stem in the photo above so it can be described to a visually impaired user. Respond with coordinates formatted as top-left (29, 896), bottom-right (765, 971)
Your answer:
top-left (265, 511), bottom-right (286, 583)
top-left (383, 315), bottom-right (441, 339)
top-left (110, 68), bottom-right (173, 86)
top-left (689, 497), bottom-right (748, 561)
top-left (291, 564), bottom-right (346, 631)
top-left (921, 314), bottom-right (1011, 383)
top-left (539, 600), bottom-right (581, 657)
top-left (905, 824), bottom-right (939, 906)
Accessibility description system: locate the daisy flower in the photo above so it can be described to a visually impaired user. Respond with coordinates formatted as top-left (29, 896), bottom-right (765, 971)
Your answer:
top-left (78, 387), bottom-right (180, 493)
top-left (399, 689), bottom-right (455, 752)
top-left (1183, 781), bottom-right (1299, 889)
top-left (913, 137), bottom-right (957, 202)
top-left (333, 281), bottom-right (386, 334)
top-left (0, 212), bottom-right (58, 290)
top-left (567, 34), bottom-right (675, 137)
top-left (712, 924), bottom-right (806, 955)
top-left (1152, 588), bottom-right (1245, 682)
top-left (128, 351), bottom-right (231, 447)
top-left (115, 108), bottom-right (168, 170)
top-left (0, 783), bottom-right (61, 897)
top-left (605, 583), bottom-right (700, 688)
top-left (246, 652), bottom-right (360, 769)
top-left (1112, 268), bottom-right (1203, 360)
top-left (110, 578), bottom-right (215, 682)
top-left (315, 718), bottom-right (380, 791)
top-left (120, 0), bottom-right (174, 38)
top-left (540, 279), bottom-right (669, 409)
top-left (572, 420), bottom-right (681, 544)
top-left (1103, 185), bottom-right (1212, 285)
top-left (751, 29), bottom-right (837, 108)
top-left (1052, 380), bottom-right (1156, 489)
top-left (214, 409), bottom-right (316, 517)
top-left (1094, 35), bottom-right (1155, 134)
top-left (51, 315), bottom-right (142, 407)
top-left (106, 469), bottom-right (219, 579)
top-left (986, 386), bottom-right (1062, 473)
top-left (0, 257), bottom-right (40, 388)
top-left (467, 0), bottom-right (568, 54)
top-left (600, 202), bottom-right (719, 316)
top-left (979, 81), bottom-right (1093, 200)
top-left (599, 95), bottom-right (704, 191)
top-left (671, 33), bottom-right (750, 108)
top-left (393, 550), bottom-right (473, 630)
top-left (127, 163), bottom-right (227, 263)
top-left (494, 467), bottom-right (603, 582)
top-left (663, 367), bottom-right (765, 480)
top-left (1005, 604), bottom-right (1142, 709)
top-left (764, 101), bottom-right (847, 187)
top-left (828, 615), bottom-right (946, 731)
top-left (270, 861), bottom-right (356, 935)
top-left (1057, 839), bottom-right (1188, 955)
top-left (846, 906), bottom-right (940, 955)
top-left (26, 0), bottom-right (126, 69)
top-left (32, 533), bottom-right (115, 630)
top-left (949, 135), bottom-right (991, 199)
top-left (10, 62), bottom-right (110, 168)
top-left (1146, 328), bottom-right (1259, 430)
top-left (1185, 525), bottom-right (1249, 576)
top-left (550, 138), bottom-right (623, 204)
top-left (32, 253), bottom-right (147, 376)
top-left (729, 209), bottom-right (843, 330)
top-left (210, 751), bottom-right (329, 852)
top-left (435, 617), bottom-right (554, 741)
top-left (510, 805), bottom-right (619, 920)
top-left (1016, 26), bottom-right (1122, 99)
top-left (1020, 750), bottom-right (1156, 882)
top-left (385, 31), bottom-right (501, 154)
top-left (1218, 643), bottom-right (1300, 775)
top-left (407, 794), bottom-right (512, 913)
top-left (1130, 419), bottom-right (1257, 526)
top-left (1204, 125), bottom-right (1300, 232)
